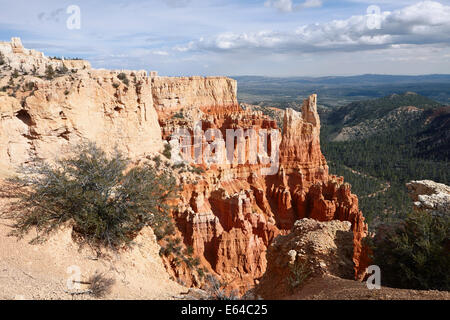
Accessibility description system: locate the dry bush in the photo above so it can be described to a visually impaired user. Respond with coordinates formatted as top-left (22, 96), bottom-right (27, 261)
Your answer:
top-left (88, 272), bottom-right (115, 298)
top-left (204, 275), bottom-right (239, 300)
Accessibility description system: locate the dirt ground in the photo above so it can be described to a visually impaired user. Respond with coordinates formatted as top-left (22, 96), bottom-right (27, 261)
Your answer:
top-left (285, 275), bottom-right (450, 300)
top-left (0, 214), bottom-right (185, 300)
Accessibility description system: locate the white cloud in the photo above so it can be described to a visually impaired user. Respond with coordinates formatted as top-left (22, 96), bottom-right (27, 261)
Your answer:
top-left (3, 0), bottom-right (449, 76)
top-left (152, 50), bottom-right (169, 56)
top-left (184, 1), bottom-right (450, 54)
top-left (265, 0), bottom-right (294, 12)
top-left (161, 0), bottom-right (191, 8)
top-left (265, 0), bottom-right (323, 13)
top-left (300, 0), bottom-right (323, 9)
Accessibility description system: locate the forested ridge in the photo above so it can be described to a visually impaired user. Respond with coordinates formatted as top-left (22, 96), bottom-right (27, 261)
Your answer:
top-left (320, 93), bottom-right (449, 227)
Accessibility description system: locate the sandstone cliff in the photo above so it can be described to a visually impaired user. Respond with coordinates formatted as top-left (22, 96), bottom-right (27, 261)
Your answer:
top-left (151, 76), bottom-right (238, 121)
top-left (0, 38), bottom-right (91, 75)
top-left (0, 38), bottom-right (368, 296)
top-left (0, 39), bottom-right (163, 173)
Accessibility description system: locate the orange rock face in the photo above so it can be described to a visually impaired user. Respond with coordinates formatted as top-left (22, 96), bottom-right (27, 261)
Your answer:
top-left (159, 94), bottom-right (368, 293)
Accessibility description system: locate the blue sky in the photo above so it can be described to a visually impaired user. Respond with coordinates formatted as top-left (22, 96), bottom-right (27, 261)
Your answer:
top-left (1, 0), bottom-right (450, 76)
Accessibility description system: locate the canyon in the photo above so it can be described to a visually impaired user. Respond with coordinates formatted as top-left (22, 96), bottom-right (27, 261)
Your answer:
top-left (0, 38), bottom-right (368, 295)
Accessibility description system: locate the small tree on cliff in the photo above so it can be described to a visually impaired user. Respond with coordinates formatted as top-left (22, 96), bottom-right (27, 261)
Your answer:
top-left (0, 142), bottom-right (179, 249)
top-left (45, 65), bottom-right (56, 80)
top-left (117, 72), bottom-right (129, 86)
top-left (0, 52), bottom-right (5, 65)
top-left (371, 210), bottom-right (449, 291)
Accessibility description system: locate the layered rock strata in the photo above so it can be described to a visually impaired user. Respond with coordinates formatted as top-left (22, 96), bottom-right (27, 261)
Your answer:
top-left (158, 93), bottom-right (368, 292)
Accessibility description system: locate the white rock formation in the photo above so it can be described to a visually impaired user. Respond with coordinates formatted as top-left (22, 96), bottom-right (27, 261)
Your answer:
top-left (406, 180), bottom-right (450, 216)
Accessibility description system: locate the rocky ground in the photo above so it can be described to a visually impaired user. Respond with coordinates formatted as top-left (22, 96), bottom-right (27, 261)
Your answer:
top-left (286, 275), bottom-right (450, 300)
top-left (253, 218), bottom-right (449, 300)
top-left (406, 180), bottom-right (450, 216)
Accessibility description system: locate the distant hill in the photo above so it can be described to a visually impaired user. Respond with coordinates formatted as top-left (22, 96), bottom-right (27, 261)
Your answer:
top-left (326, 92), bottom-right (441, 127)
top-left (323, 92), bottom-right (443, 141)
top-left (320, 93), bottom-right (449, 225)
top-left (322, 92), bottom-right (448, 160)
top-left (234, 74), bottom-right (450, 85)
top-left (233, 74), bottom-right (450, 107)
top-left (417, 106), bottom-right (450, 161)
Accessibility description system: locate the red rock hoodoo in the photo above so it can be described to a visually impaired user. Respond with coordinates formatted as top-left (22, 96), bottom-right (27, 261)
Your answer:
top-left (157, 89), bottom-right (368, 293)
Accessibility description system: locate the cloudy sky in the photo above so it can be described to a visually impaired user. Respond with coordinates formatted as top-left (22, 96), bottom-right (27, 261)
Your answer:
top-left (1, 0), bottom-right (449, 76)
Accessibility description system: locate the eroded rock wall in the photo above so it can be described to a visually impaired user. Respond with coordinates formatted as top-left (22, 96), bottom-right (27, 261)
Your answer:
top-left (0, 71), bottom-right (162, 170)
top-left (151, 76), bottom-right (239, 121)
top-left (159, 93), bottom-right (368, 292)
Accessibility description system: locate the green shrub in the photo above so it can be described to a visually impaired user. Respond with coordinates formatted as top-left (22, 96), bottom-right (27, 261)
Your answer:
top-left (287, 260), bottom-right (311, 290)
top-left (192, 257), bottom-right (200, 267)
top-left (172, 111), bottom-right (184, 119)
top-left (162, 143), bottom-right (172, 159)
top-left (24, 81), bottom-right (35, 91)
top-left (159, 237), bottom-right (183, 256)
top-left (0, 52), bottom-right (5, 65)
top-left (172, 162), bottom-right (186, 170)
top-left (1, 142), bottom-right (178, 249)
top-left (117, 73), bottom-right (129, 86)
top-left (190, 166), bottom-right (205, 174)
top-left (371, 210), bottom-right (450, 291)
top-left (151, 155), bottom-right (162, 168)
top-left (197, 267), bottom-right (206, 279)
top-left (45, 65), bottom-right (55, 80)
top-left (152, 212), bottom-right (177, 242)
top-left (186, 246), bottom-right (194, 256)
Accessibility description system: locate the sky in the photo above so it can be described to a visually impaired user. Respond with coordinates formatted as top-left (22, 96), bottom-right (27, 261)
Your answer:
top-left (0, 0), bottom-right (450, 76)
